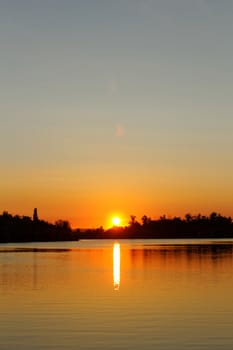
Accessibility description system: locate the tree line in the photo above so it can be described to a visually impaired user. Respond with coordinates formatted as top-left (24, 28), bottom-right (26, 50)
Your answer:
top-left (0, 211), bottom-right (78, 243)
top-left (78, 212), bottom-right (233, 239)
top-left (1, 211), bottom-right (233, 242)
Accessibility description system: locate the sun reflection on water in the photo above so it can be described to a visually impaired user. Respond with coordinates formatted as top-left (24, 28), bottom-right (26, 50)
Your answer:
top-left (113, 242), bottom-right (120, 290)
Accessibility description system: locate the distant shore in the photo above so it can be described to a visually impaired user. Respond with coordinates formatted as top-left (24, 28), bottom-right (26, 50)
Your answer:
top-left (1, 211), bottom-right (233, 243)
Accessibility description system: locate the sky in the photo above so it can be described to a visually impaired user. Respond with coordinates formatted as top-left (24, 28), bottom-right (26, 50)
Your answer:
top-left (1, 0), bottom-right (233, 228)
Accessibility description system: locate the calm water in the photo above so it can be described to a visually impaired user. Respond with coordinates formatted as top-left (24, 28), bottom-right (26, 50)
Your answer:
top-left (0, 239), bottom-right (233, 350)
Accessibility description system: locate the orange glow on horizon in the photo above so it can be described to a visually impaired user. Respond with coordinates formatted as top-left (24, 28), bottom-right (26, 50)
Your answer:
top-left (102, 211), bottom-right (129, 229)
top-left (2, 175), bottom-right (233, 229)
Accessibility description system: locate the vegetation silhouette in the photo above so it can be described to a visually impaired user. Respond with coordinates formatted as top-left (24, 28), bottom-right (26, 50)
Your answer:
top-left (78, 212), bottom-right (233, 239)
top-left (1, 210), bottom-right (233, 242)
top-left (0, 210), bottom-right (79, 243)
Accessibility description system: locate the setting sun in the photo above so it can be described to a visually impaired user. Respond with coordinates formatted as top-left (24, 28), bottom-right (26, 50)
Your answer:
top-left (112, 217), bottom-right (121, 226)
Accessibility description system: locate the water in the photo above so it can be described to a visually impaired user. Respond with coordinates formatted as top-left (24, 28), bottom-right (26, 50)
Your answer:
top-left (0, 239), bottom-right (233, 350)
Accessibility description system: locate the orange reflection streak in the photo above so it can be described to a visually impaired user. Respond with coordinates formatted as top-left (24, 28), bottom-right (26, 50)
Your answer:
top-left (113, 243), bottom-right (120, 290)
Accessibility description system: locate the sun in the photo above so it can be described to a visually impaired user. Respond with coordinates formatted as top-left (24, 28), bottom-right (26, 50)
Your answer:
top-left (112, 216), bottom-right (121, 226)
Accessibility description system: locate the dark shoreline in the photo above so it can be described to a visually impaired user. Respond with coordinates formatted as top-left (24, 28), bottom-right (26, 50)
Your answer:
top-left (1, 211), bottom-right (233, 243)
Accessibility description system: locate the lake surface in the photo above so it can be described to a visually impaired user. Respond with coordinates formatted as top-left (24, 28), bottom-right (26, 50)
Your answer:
top-left (0, 239), bottom-right (233, 350)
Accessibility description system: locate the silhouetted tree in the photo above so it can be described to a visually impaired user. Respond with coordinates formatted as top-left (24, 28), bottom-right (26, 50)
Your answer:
top-left (210, 212), bottom-right (217, 222)
top-left (141, 215), bottom-right (151, 225)
top-left (0, 211), bottom-right (76, 242)
top-left (33, 208), bottom-right (38, 222)
top-left (185, 213), bottom-right (192, 222)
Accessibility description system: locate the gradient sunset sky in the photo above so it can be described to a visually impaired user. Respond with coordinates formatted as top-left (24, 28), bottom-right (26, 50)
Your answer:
top-left (1, 0), bottom-right (233, 228)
